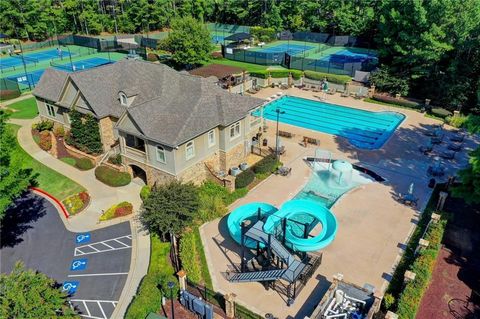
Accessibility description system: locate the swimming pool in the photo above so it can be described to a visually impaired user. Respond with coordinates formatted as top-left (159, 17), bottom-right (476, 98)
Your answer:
top-left (261, 96), bottom-right (405, 149)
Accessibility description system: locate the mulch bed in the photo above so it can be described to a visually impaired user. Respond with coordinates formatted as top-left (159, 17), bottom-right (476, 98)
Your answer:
top-left (55, 135), bottom-right (70, 159)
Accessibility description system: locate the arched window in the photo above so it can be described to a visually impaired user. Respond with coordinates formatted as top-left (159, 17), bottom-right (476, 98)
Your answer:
top-left (185, 141), bottom-right (195, 160)
top-left (119, 92), bottom-right (127, 106)
top-left (156, 145), bottom-right (166, 163)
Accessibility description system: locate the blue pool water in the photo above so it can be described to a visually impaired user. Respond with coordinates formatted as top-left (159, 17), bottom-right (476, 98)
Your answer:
top-left (254, 44), bottom-right (314, 55)
top-left (261, 96), bottom-right (405, 149)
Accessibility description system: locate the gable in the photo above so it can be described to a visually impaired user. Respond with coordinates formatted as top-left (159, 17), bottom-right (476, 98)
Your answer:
top-left (73, 93), bottom-right (95, 113)
top-left (59, 80), bottom-right (79, 107)
top-left (117, 112), bottom-right (144, 136)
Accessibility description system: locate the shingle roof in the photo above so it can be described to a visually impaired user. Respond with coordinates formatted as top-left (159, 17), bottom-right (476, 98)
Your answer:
top-left (189, 64), bottom-right (245, 79)
top-left (34, 59), bottom-right (264, 147)
top-left (32, 68), bottom-right (68, 102)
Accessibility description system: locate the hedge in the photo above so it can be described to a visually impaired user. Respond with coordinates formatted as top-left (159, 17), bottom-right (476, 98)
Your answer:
top-left (235, 169), bottom-right (255, 189)
top-left (430, 107), bottom-right (452, 119)
top-left (94, 166), bottom-right (131, 187)
top-left (253, 154), bottom-right (279, 174)
top-left (304, 70), bottom-right (351, 85)
top-left (140, 185), bottom-right (151, 201)
top-left (249, 69), bottom-right (302, 80)
top-left (396, 215), bottom-right (447, 319)
top-left (76, 157), bottom-right (94, 170)
top-left (371, 94), bottom-right (421, 109)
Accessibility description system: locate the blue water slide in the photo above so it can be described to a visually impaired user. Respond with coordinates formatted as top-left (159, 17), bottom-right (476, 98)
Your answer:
top-left (264, 199), bottom-right (338, 252)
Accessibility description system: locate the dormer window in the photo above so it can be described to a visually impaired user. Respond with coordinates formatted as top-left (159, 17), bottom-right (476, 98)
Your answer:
top-left (119, 92), bottom-right (127, 106)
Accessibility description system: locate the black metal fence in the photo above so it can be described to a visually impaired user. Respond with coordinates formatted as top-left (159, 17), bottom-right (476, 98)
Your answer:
top-left (0, 77), bottom-right (21, 101)
top-left (185, 279), bottom-right (226, 316)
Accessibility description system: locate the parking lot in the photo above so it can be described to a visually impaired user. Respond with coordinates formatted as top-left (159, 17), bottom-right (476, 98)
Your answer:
top-left (0, 192), bottom-right (132, 319)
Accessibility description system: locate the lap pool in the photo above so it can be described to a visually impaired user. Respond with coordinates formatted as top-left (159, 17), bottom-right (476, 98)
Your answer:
top-left (260, 96), bottom-right (405, 149)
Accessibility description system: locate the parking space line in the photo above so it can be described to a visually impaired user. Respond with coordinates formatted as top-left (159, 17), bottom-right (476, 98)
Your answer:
top-left (68, 272), bottom-right (129, 277)
top-left (70, 299), bottom-right (118, 319)
top-left (74, 235), bottom-right (132, 256)
top-left (97, 301), bottom-right (107, 319)
top-left (82, 300), bottom-right (91, 317)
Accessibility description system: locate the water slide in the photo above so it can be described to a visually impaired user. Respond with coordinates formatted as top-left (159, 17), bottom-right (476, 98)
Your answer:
top-left (227, 200), bottom-right (338, 253)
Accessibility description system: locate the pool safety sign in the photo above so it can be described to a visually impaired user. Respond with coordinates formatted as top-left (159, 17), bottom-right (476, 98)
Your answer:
top-left (70, 259), bottom-right (88, 271)
top-left (76, 233), bottom-right (91, 244)
top-left (62, 281), bottom-right (79, 294)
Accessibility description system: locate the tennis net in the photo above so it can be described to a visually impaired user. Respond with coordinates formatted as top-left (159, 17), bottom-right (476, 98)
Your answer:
top-left (11, 54), bottom-right (39, 64)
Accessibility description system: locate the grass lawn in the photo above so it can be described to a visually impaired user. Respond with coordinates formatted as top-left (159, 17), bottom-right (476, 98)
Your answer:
top-left (9, 124), bottom-right (85, 200)
top-left (125, 235), bottom-right (177, 319)
top-left (6, 97), bottom-right (39, 119)
top-left (204, 58), bottom-right (272, 72)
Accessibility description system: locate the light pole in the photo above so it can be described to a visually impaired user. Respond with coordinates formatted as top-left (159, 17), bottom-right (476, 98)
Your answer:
top-left (17, 41), bottom-right (31, 91)
top-left (167, 281), bottom-right (175, 319)
top-left (275, 108), bottom-right (285, 160)
top-left (61, 45), bottom-right (74, 71)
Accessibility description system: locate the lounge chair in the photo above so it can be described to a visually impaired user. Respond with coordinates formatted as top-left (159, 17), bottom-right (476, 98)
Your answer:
top-left (419, 143), bottom-right (433, 154)
top-left (341, 90), bottom-right (349, 97)
top-left (312, 86), bottom-right (321, 93)
top-left (269, 145), bottom-right (286, 155)
top-left (279, 130), bottom-right (294, 138)
top-left (277, 166), bottom-right (292, 176)
top-left (399, 193), bottom-right (418, 207)
top-left (425, 127), bottom-right (443, 137)
top-left (431, 136), bottom-right (443, 144)
top-left (440, 150), bottom-right (456, 159)
top-left (447, 143), bottom-right (462, 151)
top-left (353, 87), bottom-right (368, 99)
top-left (327, 88), bottom-right (337, 95)
top-left (450, 133), bottom-right (465, 142)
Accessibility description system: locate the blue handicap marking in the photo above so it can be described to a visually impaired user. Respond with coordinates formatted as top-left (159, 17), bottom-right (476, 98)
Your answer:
top-left (76, 233), bottom-right (90, 244)
top-left (70, 258), bottom-right (88, 271)
top-left (62, 281), bottom-right (79, 294)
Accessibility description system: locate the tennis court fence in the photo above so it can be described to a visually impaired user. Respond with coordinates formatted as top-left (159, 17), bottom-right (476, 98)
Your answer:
top-left (0, 78), bottom-right (21, 101)
top-left (207, 23), bottom-right (250, 34)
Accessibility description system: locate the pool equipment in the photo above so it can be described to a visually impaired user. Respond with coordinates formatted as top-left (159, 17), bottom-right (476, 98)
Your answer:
top-left (323, 289), bottom-right (367, 319)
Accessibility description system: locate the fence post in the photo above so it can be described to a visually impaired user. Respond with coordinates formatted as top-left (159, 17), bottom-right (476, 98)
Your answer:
top-left (177, 270), bottom-right (187, 291)
top-left (224, 293), bottom-right (236, 318)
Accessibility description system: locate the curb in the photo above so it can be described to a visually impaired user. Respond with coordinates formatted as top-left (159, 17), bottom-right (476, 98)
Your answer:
top-left (30, 186), bottom-right (69, 219)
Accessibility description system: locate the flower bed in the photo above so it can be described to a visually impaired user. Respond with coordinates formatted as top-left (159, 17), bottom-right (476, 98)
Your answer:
top-left (62, 191), bottom-right (90, 215)
top-left (100, 201), bottom-right (133, 221)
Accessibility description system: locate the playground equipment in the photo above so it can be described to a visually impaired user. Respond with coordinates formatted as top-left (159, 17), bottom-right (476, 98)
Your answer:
top-left (226, 199), bottom-right (337, 305)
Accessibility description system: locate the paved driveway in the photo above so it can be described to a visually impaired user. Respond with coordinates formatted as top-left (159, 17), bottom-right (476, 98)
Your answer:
top-left (0, 192), bottom-right (132, 319)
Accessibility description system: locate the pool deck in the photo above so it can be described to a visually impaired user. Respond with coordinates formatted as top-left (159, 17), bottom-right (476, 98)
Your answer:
top-left (199, 88), bottom-right (480, 318)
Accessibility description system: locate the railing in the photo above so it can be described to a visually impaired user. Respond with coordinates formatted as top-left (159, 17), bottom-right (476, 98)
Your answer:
top-left (185, 279), bottom-right (226, 316)
top-left (124, 146), bottom-right (146, 161)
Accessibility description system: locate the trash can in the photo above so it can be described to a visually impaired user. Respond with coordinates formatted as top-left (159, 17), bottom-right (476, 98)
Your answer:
top-left (263, 138), bottom-right (268, 146)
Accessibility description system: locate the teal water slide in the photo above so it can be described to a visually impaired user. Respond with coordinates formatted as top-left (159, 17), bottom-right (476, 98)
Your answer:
top-left (227, 199), bottom-right (338, 252)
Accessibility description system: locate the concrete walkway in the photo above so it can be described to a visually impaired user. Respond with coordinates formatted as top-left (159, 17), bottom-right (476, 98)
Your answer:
top-left (9, 117), bottom-right (150, 319)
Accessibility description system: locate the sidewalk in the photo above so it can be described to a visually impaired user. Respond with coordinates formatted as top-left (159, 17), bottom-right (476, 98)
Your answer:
top-left (10, 117), bottom-right (149, 319)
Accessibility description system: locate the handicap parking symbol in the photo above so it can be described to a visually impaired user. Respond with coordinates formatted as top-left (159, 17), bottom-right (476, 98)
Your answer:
top-left (76, 233), bottom-right (90, 244)
top-left (70, 258), bottom-right (88, 271)
top-left (62, 281), bottom-right (79, 294)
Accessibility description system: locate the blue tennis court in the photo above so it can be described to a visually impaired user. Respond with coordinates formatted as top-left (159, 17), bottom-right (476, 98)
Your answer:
top-left (0, 48), bottom-right (75, 71)
top-left (254, 43), bottom-right (314, 55)
top-left (7, 57), bottom-right (114, 88)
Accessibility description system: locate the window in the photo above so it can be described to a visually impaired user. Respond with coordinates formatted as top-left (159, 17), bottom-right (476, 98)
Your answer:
top-left (185, 141), bottom-right (195, 160)
top-left (125, 134), bottom-right (145, 152)
top-left (46, 103), bottom-right (56, 117)
top-left (229, 122), bottom-right (241, 140)
top-left (119, 92), bottom-right (127, 106)
top-left (208, 130), bottom-right (215, 147)
top-left (156, 145), bottom-right (166, 163)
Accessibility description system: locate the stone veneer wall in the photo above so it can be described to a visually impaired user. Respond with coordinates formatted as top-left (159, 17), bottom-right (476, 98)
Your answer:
top-left (220, 142), bottom-right (246, 172)
top-left (179, 152), bottom-right (222, 185)
top-left (98, 116), bottom-right (117, 151)
top-left (122, 155), bottom-right (175, 186)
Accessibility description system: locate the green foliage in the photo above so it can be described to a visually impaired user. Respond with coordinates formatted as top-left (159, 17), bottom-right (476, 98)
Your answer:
top-left (253, 154), bottom-right (280, 174)
top-left (304, 70), bottom-right (351, 85)
top-left (235, 169), bottom-right (255, 189)
top-left (62, 191), bottom-right (89, 215)
top-left (0, 262), bottom-right (78, 318)
top-left (250, 26), bottom-right (277, 42)
top-left (140, 185), bottom-right (151, 201)
top-left (34, 119), bottom-right (54, 131)
top-left (199, 180), bottom-right (247, 206)
top-left (369, 67), bottom-right (409, 96)
top-left (447, 114), bottom-right (480, 133)
top-left (430, 107), bottom-right (452, 119)
top-left (125, 235), bottom-right (177, 319)
top-left (94, 166), bottom-right (131, 187)
top-left (446, 114), bottom-right (468, 128)
top-left (370, 94), bottom-right (421, 109)
top-left (382, 293), bottom-right (395, 310)
top-left (108, 154), bottom-right (122, 165)
top-left (141, 181), bottom-right (199, 238)
top-left (162, 17), bottom-right (213, 66)
top-left (75, 157), bottom-right (94, 171)
top-left (0, 113), bottom-right (33, 218)
top-left (60, 157), bottom-right (77, 166)
top-left (179, 230), bottom-right (201, 283)
top-left (100, 201), bottom-right (133, 221)
top-left (53, 125), bottom-right (65, 138)
top-left (396, 216), bottom-right (447, 319)
top-left (68, 110), bottom-right (103, 155)
top-left (250, 69), bottom-right (301, 80)
top-left (453, 147), bottom-right (480, 204)
top-left (198, 188), bottom-right (228, 223)
top-left (6, 97), bottom-right (38, 119)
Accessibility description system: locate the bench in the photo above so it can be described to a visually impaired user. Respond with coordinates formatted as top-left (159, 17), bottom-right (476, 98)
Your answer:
top-left (279, 130), bottom-right (294, 138)
top-left (303, 136), bottom-right (320, 145)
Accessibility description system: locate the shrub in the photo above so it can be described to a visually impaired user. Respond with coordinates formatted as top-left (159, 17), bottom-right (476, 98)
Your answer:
top-left (253, 154), bottom-right (280, 174)
top-left (62, 191), bottom-right (90, 215)
top-left (179, 230), bottom-right (201, 283)
top-left (108, 154), bottom-right (122, 165)
top-left (38, 130), bottom-right (52, 151)
top-left (372, 94), bottom-right (421, 109)
top-left (146, 52), bottom-right (159, 61)
top-left (68, 109), bottom-right (103, 154)
top-left (53, 125), bottom-right (65, 137)
top-left (304, 70), bottom-right (351, 85)
top-left (60, 157), bottom-right (76, 166)
top-left (430, 107), bottom-right (452, 119)
top-left (250, 26), bottom-right (276, 42)
top-left (75, 157), bottom-right (94, 170)
top-left (100, 201), bottom-right (133, 221)
top-left (140, 185), bottom-right (151, 201)
top-left (383, 293), bottom-right (395, 310)
top-left (95, 166), bottom-right (131, 187)
top-left (199, 180), bottom-right (248, 205)
top-left (34, 120), bottom-right (54, 131)
top-left (445, 114), bottom-right (468, 128)
top-left (369, 67), bottom-right (409, 96)
top-left (235, 169), bottom-right (255, 189)
top-left (198, 191), bottom-right (227, 223)
top-left (250, 69), bottom-right (302, 80)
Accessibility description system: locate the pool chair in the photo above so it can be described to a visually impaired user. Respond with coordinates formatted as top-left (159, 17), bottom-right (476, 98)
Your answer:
top-left (353, 87), bottom-right (368, 99)
top-left (312, 86), bottom-right (321, 93)
top-left (447, 142), bottom-right (462, 151)
top-left (399, 193), bottom-right (418, 207)
top-left (277, 166), bottom-right (292, 176)
top-left (341, 90), bottom-right (349, 97)
top-left (269, 145), bottom-right (286, 156)
top-left (450, 133), bottom-right (465, 142)
top-left (440, 150), bottom-right (456, 160)
top-left (327, 88), bottom-right (337, 95)
top-left (431, 136), bottom-right (443, 144)
top-left (419, 142), bottom-right (433, 154)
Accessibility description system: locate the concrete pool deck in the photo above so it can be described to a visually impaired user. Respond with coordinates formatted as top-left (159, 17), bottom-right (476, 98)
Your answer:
top-left (200, 88), bottom-right (479, 318)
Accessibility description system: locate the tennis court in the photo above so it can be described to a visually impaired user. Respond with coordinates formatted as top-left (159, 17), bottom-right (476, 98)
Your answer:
top-left (308, 48), bottom-right (378, 68)
top-left (0, 48), bottom-right (74, 71)
top-left (251, 43), bottom-right (315, 56)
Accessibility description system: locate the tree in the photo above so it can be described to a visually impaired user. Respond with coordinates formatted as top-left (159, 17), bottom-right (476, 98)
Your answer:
top-left (67, 110), bottom-right (103, 155)
top-left (453, 147), bottom-right (480, 204)
top-left (162, 16), bottom-right (213, 67)
top-left (0, 111), bottom-right (33, 219)
top-left (369, 67), bottom-right (409, 96)
top-left (140, 181), bottom-right (199, 240)
top-left (0, 262), bottom-right (78, 318)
